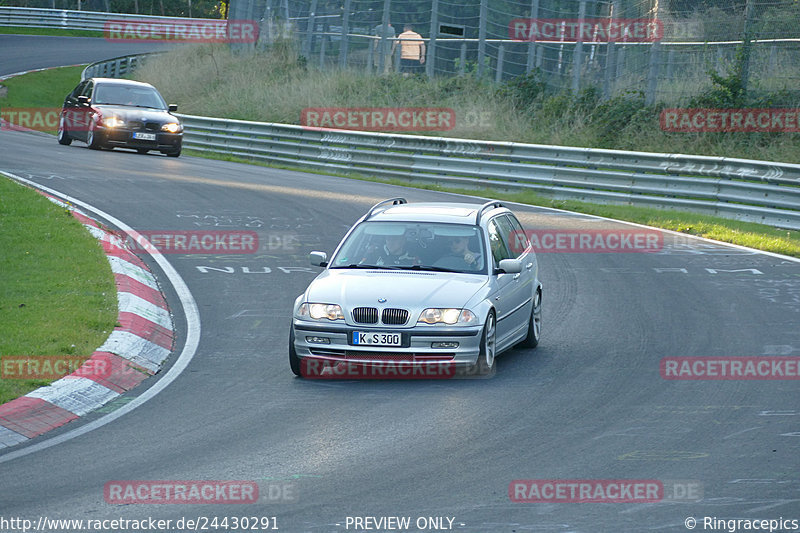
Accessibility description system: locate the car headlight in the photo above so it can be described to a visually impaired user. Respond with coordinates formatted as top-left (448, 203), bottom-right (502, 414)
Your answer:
top-left (418, 308), bottom-right (477, 325)
top-left (101, 116), bottom-right (125, 128)
top-left (161, 122), bottom-right (182, 133)
top-left (298, 303), bottom-right (345, 321)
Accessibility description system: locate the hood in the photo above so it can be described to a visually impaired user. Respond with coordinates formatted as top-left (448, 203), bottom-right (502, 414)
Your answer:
top-left (94, 105), bottom-right (176, 123)
top-left (306, 269), bottom-right (488, 312)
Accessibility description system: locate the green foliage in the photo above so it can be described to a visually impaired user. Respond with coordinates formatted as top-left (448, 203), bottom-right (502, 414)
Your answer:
top-left (591, 90), bottom-right (658, 147)
top-left (497, 69), bottom-right (546, 109)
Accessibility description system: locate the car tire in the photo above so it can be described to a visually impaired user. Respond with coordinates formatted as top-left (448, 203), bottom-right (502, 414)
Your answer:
top-left (518, 288), bottom-right (542, 349)
top-left (137, 148), bottom-right (149, 155)
top-left (86, 120), bottom-right (102, 150)
top-left (473, 310), bottom-right (496, 376)
top-left (164, 147), bottom-right (181, 158)
top-left (57, 115), bottom-right (72, 146)
top-left (289, 326), bottom-right (302, 377)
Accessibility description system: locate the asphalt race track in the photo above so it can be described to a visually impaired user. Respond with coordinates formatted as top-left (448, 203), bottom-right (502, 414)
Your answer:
top-left (0, 35), bottom-right (174, 76)
top-left (1, 36), bottom-right (799, 533)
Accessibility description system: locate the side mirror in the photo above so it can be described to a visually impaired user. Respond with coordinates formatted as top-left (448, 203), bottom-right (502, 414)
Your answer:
top-left (77, 95), bottom-right (90, 106)
top-left (496, 258), bottom-right (522, 274)
top-left (168, 104), bottom-right (178, 112)
top-left (309, 251), bottom-right (328, 267)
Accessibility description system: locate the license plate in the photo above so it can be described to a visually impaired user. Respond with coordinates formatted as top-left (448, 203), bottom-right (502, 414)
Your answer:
top-left (133, 132), bottom-right (156, 141)
top-left (352, 331), bottom-right (402, 346)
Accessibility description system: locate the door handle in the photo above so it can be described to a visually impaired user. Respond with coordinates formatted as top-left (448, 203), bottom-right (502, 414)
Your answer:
top-left (526, 262), bottom-right (533, 269)
top-left (513, 273), bottom-right (520, 280)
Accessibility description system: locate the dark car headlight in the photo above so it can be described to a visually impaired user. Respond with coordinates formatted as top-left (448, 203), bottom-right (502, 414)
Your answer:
top-left (161, 122), bottom-right (182, 134)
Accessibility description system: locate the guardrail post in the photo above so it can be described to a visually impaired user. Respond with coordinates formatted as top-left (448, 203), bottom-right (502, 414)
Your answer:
top-left (459, 42), bottom-right (467, 76)
top-left (319, 27), bottom-right (327, 69)
top-left (645, 41), bottom-right (661, 106)
top-left (571, 0), bottom-right (586, 94)
top-left (426, 0), bottom-right (438, 78)
top-left (366, 40), bottom-right (374, 73)
top-left (303, 0), bottom-right (317, 60)
top-left (477, 0), bottom-right (487, 77)
top-left (525, 0), bottom-right (539, 74)
top-left (377, 0), bottom-right (390, 74)
top-left (495, 44), bottom-right (505, 83)
top-left (338, 0), bottom-right (350, 68)
top-left (768, 44), bottom-right (777, 75)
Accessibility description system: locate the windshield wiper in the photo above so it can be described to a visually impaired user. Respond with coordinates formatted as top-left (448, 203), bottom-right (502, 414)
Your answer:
top-left (393, 265), bottom-right (463, 273)
top-left (330, 264), bottom-right (400, 270)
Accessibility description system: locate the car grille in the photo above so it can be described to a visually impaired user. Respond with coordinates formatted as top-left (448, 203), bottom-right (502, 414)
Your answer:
top-left (382, 308), bottom-right (409, 325)
top-left (128, 121), bottom-right (160, 131)
top-left (352, 307), bottom-right (378, 324)
top-left (352, 307), bottom-right (409, 325)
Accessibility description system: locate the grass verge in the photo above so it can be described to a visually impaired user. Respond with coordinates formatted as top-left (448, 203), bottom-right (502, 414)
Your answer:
top-left (0, 26), bottom-right (104, 38)
top-left (0, 177), bottom-right (118, 405)
top-left (0, 64), bottom-right (84, 135)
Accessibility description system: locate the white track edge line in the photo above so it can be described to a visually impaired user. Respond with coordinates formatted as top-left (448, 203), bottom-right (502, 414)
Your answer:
top-left (0, 171), bottom-right (201, 464)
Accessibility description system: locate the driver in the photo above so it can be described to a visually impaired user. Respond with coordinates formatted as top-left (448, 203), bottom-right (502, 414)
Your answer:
top-left (447, 237), bottom-right (481, 269)
top-left (361, 234), bottom-right (418, 266)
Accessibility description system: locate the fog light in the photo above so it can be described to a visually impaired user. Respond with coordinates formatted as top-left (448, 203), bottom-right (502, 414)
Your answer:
top-left (306, 336), bottom-right (331, 344)
top-left (431, 342), bottom-right (459, 349)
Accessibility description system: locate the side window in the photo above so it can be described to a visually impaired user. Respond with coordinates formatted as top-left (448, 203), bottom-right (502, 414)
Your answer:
top-left (487, 218), bottom-right (512, 265)
top-left (81, 81), bottom-right (94, 98)
top-left (71, 81), bottom-right (87, 98)
top-left (504, 214), bottom-right (529, 257)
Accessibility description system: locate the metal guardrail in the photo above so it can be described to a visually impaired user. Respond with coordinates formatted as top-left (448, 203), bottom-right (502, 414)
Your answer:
top-left (0, 6), bottom-right (215, 32)
top-left (81, 53), bottom-right (162, 80)
top-left (80, 53), bottom-right (800, 230)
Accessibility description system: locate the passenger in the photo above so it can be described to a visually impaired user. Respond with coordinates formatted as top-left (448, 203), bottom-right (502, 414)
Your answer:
top-left (361, 234), bottom-right (418, 266)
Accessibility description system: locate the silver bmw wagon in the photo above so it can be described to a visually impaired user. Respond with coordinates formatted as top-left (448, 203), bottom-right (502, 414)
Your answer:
top-left (289, 198), bottom-right (542, 377)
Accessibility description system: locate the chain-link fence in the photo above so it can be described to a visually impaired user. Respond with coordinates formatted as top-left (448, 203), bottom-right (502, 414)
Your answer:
top-left (239, 0), bottom-right (800, 104)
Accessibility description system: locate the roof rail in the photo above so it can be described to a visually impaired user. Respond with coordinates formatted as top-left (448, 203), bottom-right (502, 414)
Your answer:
top-left (475, 200), bottom-right (504, 224)
top-left (365, 197), bottom-right (407, 220)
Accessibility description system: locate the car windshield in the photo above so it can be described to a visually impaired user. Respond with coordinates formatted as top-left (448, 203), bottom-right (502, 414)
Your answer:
top-left (330, 221), bottom-right (487, 274)
top-left (93, 84), bottom-right (167, 109)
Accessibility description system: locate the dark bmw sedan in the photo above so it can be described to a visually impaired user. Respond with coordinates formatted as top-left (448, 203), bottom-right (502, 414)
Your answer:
top-left (57, 78), bottom-right (182, 157)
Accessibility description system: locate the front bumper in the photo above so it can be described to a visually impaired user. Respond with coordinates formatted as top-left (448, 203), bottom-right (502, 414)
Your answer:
top-left (293, 319), bottom-right (483, 370)
top-left (97, 127), bottom-right (182, 152)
